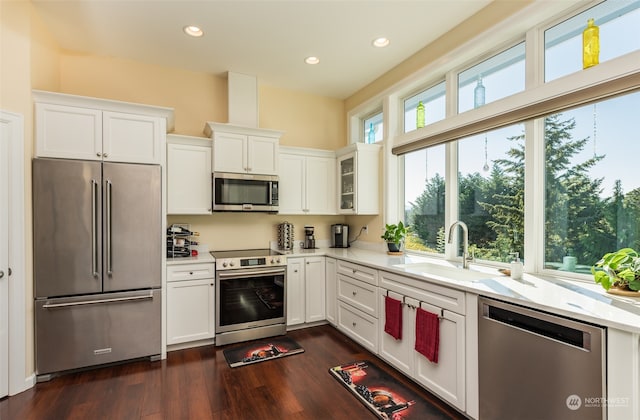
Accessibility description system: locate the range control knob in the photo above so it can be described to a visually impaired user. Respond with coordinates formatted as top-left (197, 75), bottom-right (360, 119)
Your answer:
top-left (229, 261), bottom-right (235, 267)
top-left (222, 261), bottom-right (228, 268)
top-left (270, 258), bottom-right (275, 264)
top-left (276, 257), bottom-right (281, 264)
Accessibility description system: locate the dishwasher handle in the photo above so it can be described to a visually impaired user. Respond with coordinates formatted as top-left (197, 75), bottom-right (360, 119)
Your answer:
top-left (482, 302), bottom-right (592, 351)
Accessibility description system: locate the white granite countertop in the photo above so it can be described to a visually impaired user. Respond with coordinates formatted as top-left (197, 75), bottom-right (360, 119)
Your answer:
top-left (282, 246), bottom-right (640, 334)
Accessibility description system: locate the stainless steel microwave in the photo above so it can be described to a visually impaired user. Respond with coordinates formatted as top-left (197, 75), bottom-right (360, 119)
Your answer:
top-left (213, 172), bottom-right (279, 212)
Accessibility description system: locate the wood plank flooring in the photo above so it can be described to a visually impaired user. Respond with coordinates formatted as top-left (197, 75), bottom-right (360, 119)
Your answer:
top-left (1, 325), bottom-right (466, 419)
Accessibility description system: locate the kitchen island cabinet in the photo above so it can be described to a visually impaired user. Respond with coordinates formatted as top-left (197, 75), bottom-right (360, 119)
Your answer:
top-left (167, 134), bottom-right (212, 215)
top-left (34, 90), bottom-right (172, 164)
top-left (166, 261), bottom-right (215, 346)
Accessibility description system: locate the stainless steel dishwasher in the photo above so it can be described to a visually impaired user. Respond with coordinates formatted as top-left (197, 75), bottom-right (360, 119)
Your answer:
top-left (478, 297), bottom-right (606, 420)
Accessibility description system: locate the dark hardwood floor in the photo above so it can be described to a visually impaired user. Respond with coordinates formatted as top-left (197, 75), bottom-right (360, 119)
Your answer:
top-left (1, 325), bottom-right (466, 419)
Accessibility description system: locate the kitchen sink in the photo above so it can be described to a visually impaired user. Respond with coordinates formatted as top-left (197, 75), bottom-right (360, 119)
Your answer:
top-left (392, 261), bottom-right (495, 282)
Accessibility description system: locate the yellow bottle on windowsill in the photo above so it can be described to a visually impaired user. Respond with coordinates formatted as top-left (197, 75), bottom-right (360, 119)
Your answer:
top-left (583, 18), bottom-right (599, 69)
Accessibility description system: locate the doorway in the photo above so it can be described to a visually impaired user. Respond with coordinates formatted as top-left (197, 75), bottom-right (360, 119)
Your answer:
top-left (0, 112), bottom-right (9, 398)
top-left (0, 110), bottom-right (27, 397)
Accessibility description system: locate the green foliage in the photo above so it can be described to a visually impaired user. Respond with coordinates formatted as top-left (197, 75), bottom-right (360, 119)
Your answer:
top-left (381, 221), bottom-right (408, 245)
top-left (591, 248), bottom-right (640, 291)
top-left (405, 111), bottom-right (640, 270)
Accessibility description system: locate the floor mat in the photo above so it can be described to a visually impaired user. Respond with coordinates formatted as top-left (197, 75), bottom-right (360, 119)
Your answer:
top-left (223, 336), bottom-right (304, 368)
top-left (329, 360), bottom-right (452, 419)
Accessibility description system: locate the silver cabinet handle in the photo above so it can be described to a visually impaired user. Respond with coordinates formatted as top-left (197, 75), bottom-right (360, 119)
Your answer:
top-left (0, 270), bottom-right (4, 279)
top-left (352, 290), bottom-right (357, 296)
top-left (103, 153), bottom-right (108, 158)
top-left (96, 152), bottom-right (102, 157)
top-left (91, 179), bottom-right (99, 277)
top-left (105, 179), bottom-right (113, 276)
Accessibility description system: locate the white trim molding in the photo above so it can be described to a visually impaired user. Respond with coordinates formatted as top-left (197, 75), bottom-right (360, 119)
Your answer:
top-left (0, 110), bottom-right (30, 395)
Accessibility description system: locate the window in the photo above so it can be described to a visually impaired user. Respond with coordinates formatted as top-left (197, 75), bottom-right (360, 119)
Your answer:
top-left (458, 42), bottom-right (526, 113)
top-left (458, 124), bottom-right (525, 263)
top-left (364, 112), bottom-right (383, 143)
top-left (403, 81), bottom-right (446, 133)
top-left (544, 91), bottom-right (640, 273)
top-left (545, 0), bottom-right (640, 82)
top-left (404, 145), bottom-right (445, 253)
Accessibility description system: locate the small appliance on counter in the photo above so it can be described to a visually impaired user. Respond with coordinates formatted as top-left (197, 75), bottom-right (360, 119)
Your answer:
top-left (331, 224), bottom-right (349, 248)
top-left (277, 221), bottom-right (294, 251)
top-left (303, 225), bottom-right (316, 249)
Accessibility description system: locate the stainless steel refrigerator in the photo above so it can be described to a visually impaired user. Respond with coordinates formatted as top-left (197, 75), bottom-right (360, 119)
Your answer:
top-left (33, 158), bottom-right (162, 379)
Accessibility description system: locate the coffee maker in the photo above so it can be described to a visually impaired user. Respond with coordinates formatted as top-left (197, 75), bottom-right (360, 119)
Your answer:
top-left (303, 226), bottom-right (316, 249)
top-left (331, 224), bottom-right (349, 248)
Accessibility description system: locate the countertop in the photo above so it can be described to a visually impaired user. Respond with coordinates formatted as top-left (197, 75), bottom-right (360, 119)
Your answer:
top-left (166, 252), bottom-right (215, 265)
top-left (282, 246), bottom-right (640, 334)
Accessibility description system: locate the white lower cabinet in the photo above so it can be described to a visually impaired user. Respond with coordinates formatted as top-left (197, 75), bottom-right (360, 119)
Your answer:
top-left (287, 256), bottom-right (326, 326)
top-left (166, 262), bottom-right (215, 345)
top-left (336, 260), bottom-right (379, 353)
top-left (325, 258), bottom-right (337, 326)
top-left (378, 271), bottom-right (467, 413)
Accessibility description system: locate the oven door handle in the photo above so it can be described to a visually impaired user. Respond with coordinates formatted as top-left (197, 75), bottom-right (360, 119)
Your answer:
top-left (217, 268), bottom-right (286, 280)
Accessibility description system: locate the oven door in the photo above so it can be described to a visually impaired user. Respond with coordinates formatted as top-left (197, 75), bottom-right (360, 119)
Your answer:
top-left (215, 266), bottom-right (286, 334)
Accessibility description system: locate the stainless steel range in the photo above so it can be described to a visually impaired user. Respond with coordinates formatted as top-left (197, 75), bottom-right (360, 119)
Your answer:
top-left (211, 249), bottom-right (287, 346)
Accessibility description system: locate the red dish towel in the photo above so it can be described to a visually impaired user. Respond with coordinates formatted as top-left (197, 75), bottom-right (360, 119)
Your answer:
top-left (384, 295), bottom-right (403, 340)
top-left (415, 307), bottom-right (440, 363)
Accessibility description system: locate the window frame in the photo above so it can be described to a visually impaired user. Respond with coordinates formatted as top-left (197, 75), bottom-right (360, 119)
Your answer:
top-left (367, 0), bottom-right (640, 282)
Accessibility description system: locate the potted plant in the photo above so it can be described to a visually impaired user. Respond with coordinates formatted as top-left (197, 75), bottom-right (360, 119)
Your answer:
top-left (591, 247), bottom-right (640, 295)
top-left (381, 221), bottom-right (408, 254)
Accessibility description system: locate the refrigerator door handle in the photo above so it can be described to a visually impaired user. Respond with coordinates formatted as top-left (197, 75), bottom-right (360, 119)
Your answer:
top-left (105, 179), bottom-right (113, 276)
top-left (41, 292), bottom-right (154, 309)
top-left (91, 179), bottom-right (99, 277)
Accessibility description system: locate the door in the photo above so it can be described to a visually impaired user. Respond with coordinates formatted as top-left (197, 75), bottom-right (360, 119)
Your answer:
top-left (0, 118), bottom-right (9, 397)
top-left (103, 162), bottom-right (161, 291)
top-left (33, 158), bottom-right (103, 298)
top-left (213, 132), bottom-right (246, 173)
top-left (286, 258), bottom-right (305, 326)
top-left (305, 257), bottom-right (325, 322)
top-left (247, 135), bottom-right (278, 175)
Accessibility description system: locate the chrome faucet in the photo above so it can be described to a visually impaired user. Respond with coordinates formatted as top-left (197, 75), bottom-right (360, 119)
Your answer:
top-left (448, 221), bottom-right (473, 269)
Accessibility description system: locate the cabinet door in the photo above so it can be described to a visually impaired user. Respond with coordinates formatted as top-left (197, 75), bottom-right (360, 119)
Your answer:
top-left (35, 103), bottom-right (102, 161)
top-left (247, 135), bottom-right (278, 175)
top-left (167, 143), bottom-right (212, 214)
top-left (305, 257), bottom-right (326, 323)
top-left (103, 111), bottom-right (163, 164)
top-left (306, 156), bottom-right (336, 214)
top-left (337, 153), bottom-right (356, 214)
top-left (325, 258), bottom-right (337, 326)
top-left (378, 290), bottom-right (416, 376)
top-left (277, 153), bottom-right (305, 214)
top-left (413, 302), bottom-right (466, 412)
top-left (286, 258), bottom-right (305, 326)
top-left (167, 278), bottom-right (215, 345)
top-left (213, 132), bottom-right (247, 173)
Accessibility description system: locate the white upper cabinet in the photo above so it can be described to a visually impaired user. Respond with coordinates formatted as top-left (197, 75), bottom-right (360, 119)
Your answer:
top-left (34, 90), bottom-right (173, 164)
top-left (336, 143), bottom-right (381, 215)
top-left (167, 134), bottom-right (212, 215)
top-left (279, 147), bottom-right (336, 215)
top-left (204, 122), bottom-right (282, 175)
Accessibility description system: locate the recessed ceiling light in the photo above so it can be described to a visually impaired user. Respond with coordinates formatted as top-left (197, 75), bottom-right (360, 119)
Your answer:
top-left (372, 37), bottom-right (390, 48)
top-left (183, 25), bottom-right (204, 37)
top-left (304, 56), bottom-right (320, 65)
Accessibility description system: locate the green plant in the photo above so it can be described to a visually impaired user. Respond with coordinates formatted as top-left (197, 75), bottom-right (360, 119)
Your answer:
top-left (591, 248), bottom-right (640, 291)
top-left (381, 221), bottom-right (408, 245)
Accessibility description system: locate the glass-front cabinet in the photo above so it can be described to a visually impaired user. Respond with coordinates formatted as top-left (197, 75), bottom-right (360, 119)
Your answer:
top-left (336, 143), bottom-right (381, 215)
top-left (339, 154), bottom-right (355, 212)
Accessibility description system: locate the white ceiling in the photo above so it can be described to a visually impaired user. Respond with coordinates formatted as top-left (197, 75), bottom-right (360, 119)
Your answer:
top-left (32, 0), bottom-right (493, 99)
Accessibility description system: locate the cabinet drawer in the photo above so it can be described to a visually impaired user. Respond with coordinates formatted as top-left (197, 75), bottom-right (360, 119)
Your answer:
top-left (336, 260), bottom-right (378, 286)
top-left (379, 270), bottom-right (466, 315)
top-left (167, 263), bottom-right (215, 282)
top-left (337, 274), bottom-right (377, 317)
top-left (337, 301), bottom-right (378, 354)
